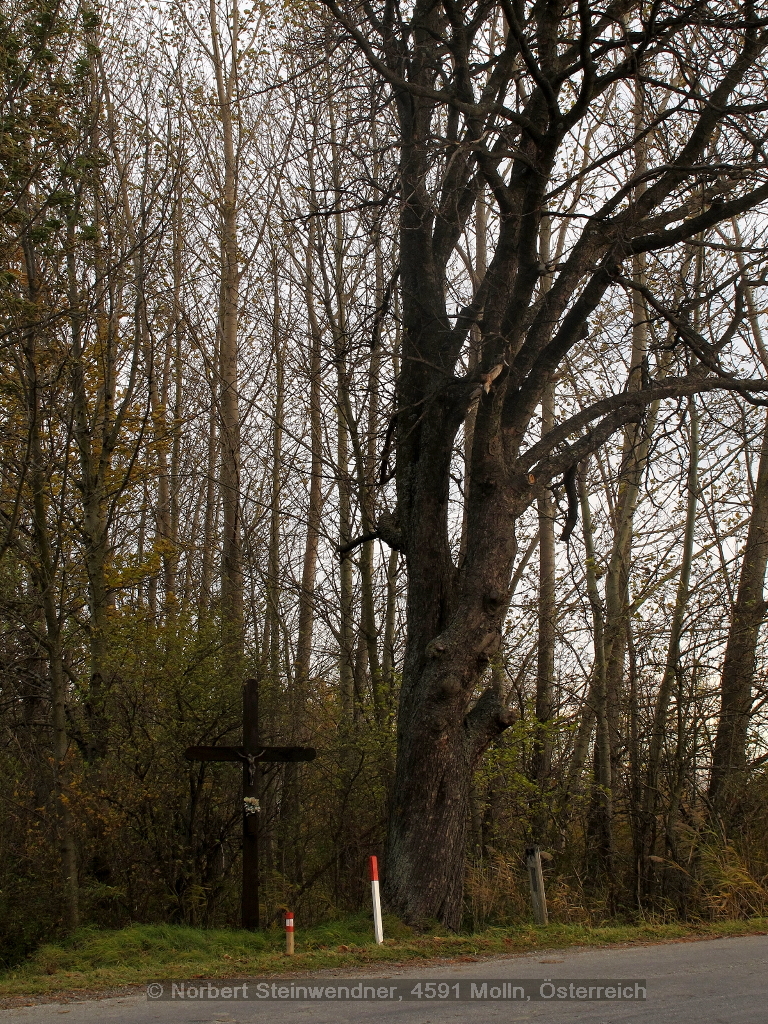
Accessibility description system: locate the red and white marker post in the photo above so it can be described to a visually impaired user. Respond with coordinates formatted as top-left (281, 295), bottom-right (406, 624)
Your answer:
top-left (284, 910), bottom-right (294, 955)
top-left (368, 855), bottom-right (384, 944)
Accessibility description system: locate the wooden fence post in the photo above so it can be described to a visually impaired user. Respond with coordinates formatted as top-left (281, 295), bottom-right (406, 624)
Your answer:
top-left (525, 846), bottom-right (549, 925)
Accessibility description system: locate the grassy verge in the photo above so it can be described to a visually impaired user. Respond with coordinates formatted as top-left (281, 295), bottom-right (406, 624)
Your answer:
top-left (1, 916), bottom-right (766, 1001)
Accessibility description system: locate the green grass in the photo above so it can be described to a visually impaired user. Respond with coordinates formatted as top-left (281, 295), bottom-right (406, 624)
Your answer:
top-left (1, 915), bottom-right (766, 1001)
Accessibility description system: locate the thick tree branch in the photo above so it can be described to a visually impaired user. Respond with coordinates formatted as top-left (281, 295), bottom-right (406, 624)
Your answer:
top-left (465, 683), bottom-right (516, 763)
top-left (521, 373), bottom-right (768, 478)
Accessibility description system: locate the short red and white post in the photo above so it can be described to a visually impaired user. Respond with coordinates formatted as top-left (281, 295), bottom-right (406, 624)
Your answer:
top-left (284, 910), bottom-right (294, 955)
top-left (368, 855), bottom-right (384, 944)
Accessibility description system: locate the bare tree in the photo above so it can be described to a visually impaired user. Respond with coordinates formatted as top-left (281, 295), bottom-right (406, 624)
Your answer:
top-left (320, 0), bottom-right (768, 926)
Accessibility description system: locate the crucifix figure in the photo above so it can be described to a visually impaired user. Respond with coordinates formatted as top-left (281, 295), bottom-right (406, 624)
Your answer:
top-left (185, 678), bottom-right (315, 929)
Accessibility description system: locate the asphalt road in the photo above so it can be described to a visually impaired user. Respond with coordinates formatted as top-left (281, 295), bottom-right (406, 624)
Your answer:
top-left (1, 933), bottom-right (765, 1024)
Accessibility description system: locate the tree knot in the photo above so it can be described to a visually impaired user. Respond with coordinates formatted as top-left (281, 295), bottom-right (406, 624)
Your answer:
top-left (483, 589), bottom-right (509, 614)
top-left (425, 638), bottom-right (447, 658)
top-left (377, 508), bottom-right (403, 550)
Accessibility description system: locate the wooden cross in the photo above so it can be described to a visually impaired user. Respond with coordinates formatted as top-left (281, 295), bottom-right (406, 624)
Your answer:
top-left (184, 678), bottom-right (315, 930)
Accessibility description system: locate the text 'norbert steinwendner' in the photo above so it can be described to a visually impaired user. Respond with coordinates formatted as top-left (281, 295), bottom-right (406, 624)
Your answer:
top-left (146, 978), bottom-right (646, 1002)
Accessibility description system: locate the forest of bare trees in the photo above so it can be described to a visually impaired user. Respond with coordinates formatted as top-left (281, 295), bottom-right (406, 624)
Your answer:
top-left (3, 0), bottom-right (768, 962)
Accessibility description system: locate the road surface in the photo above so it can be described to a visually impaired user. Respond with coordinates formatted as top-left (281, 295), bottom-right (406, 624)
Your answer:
top-left (1, 933), bottom-right (765, 1024)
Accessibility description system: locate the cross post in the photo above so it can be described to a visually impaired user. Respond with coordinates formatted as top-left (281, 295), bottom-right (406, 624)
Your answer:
top-left (242, 676), bottom-right (260, 930)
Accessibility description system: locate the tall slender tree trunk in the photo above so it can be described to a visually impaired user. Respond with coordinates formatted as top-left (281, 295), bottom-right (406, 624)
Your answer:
top-left (599, 83), bottom-right (650, 810)
top-left (337, 388), bottom-right (356, 716)
top-left (578, 468), bottom-right (614, 881)
top-left (709, 418), bottom-right (768, 812)
top-left (531, 210), bottom-right (557, 809)
top-left (460, 192), bottom-right (486, 563)
top-left (210, 0), bottom-right (244, 674)
top-left (66, 216), bottom-right (111, 759)
top-left (321, 95), bottom-right (357, 717)
top-left (99, 53), bottom-right (182, 618)
top-left (22, 237), bottom-right (79, 929)
top-left (294, 211), bottom-right (324, 717)
top-left (640, 397), bottom-right (699, 893)
top-left (709, 226), bottom-right (768, 817)
top-left (381, 548), bottom-right (400, 706)
top-left (265, 275), bottom-right (284, 689)
top-left (358, 204), bottom-right (388, 721)
top-left (531, 381), bottom-right (555, 818)
top-left (200, 371), bottom-right (218, 618)
top-left (169, 162), bottom-right (184, 614)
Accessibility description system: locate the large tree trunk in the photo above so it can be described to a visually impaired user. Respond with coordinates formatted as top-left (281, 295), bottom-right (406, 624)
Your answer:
top-left (385, 307), bottom-right (519, 928)
top-left (709, 235), bottom-right (768, 815)
top-left (709, 405), bottom-right (768, 811)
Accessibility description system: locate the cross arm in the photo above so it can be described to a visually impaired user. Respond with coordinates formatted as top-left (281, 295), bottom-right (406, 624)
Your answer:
top-left (184, 745), bottom-right (317, 763)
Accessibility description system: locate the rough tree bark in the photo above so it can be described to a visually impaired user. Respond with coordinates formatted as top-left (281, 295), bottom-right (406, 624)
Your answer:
top-left (709, 247), bottom-right (768, 815)
top-left (709, 410), bottom-right (768, 814)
